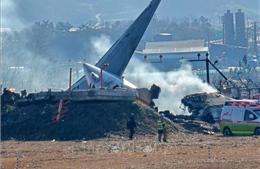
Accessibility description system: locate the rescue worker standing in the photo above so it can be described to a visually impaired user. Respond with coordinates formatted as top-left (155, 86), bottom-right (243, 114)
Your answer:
top-left (127, 113), bottom-right (137, 140)
top-left (157, 113), bottom-right (167, 142)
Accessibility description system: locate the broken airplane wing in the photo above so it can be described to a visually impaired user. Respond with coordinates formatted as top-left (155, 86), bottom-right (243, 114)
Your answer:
top-left (71, 0), bottom-right (161, 90)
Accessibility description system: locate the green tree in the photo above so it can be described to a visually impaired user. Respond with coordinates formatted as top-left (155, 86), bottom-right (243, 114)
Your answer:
top-left (55, 22), bottom-right (73, 33)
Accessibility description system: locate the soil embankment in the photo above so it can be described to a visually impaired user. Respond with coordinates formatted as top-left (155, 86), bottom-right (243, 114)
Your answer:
top-left (1, 101), bottom-right (185, 141)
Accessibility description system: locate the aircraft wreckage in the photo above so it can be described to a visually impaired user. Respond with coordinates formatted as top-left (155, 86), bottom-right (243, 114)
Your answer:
top-left (179, 91), bottom-right (233, 123)
top-left (3, 0), bottom-right (258, 125)
top-left (1, 0), bottom-right (162, 109)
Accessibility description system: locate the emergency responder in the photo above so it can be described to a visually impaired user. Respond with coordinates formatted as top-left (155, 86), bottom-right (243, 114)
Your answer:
top-left (126, 113), bottom-right (137, 140)
top-left (21, 89), bottom-right (27, 98)
top-left (157, 113), bottom-right (167, 142)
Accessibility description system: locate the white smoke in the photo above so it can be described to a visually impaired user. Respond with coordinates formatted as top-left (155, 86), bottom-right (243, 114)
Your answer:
top-left (90, 34), bottom-right (112, 64)
top-left (125, 57), bottom-right (217, 115)
top-left (1, 0), bottom-right (25, 31)
top-left (94, 14), bottom-right (103, 28)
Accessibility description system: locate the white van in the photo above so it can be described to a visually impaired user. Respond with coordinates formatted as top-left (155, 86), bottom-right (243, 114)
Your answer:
top-left (219, 100), bottom-right (260, 136)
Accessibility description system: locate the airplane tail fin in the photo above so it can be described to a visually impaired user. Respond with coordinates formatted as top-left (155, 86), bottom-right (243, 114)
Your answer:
top-left (71, 0), bottom-right (161, 90)
top-left (96, 0), bottom-right (161, 76)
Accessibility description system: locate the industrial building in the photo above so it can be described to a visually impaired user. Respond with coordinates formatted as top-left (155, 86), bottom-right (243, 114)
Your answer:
top-left (210, 9), bottom-right (248, 67)
top-left (134, 39), bottom-right (208, 71)
top-left (134, 9), bottom-right (258, 70)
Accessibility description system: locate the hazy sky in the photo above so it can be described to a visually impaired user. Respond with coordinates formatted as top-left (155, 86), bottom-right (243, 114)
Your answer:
top-left (1, 0), bottom-right (258, 113)
top-left (1, 0), bottom-right (259, 31)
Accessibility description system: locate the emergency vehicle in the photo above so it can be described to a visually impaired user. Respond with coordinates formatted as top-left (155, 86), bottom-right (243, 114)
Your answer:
top-left (252, 93), bottom-right (260, 100)
top-left (219, 100), bottom-right (260, 136)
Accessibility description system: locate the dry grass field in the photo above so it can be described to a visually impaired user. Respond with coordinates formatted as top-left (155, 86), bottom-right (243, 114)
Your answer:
top-left (2, 133), bottom-right (260, 169)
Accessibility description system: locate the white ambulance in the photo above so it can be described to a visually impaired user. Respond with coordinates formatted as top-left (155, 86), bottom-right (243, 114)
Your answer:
top-left (219, 100), bottom-right (260, 136)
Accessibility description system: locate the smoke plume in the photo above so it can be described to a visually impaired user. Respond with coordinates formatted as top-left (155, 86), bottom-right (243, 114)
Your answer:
top-left (125, 57), bottom-right (217, 114)
top-left (89, 34), bottom-right (112, 64)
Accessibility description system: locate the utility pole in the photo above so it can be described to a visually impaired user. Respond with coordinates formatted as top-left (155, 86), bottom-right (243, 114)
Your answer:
top-left (69, 68), bottom-right (72, 91)
top-left (187, 53), bottom-right (229, 85)
top-left (253, 22), bottom-right (258, 57)
top-left (206, 53), bottom-right (210, 84)
top-left (187, 53), bottom-right (210, 84)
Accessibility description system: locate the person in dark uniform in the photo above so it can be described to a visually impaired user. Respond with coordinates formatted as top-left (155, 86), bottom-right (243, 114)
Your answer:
top-left (126, 113), bottom-right (137, 140)
top-left (157, 113), bottom-right (167, 142)
top-left (21, 89), bottom-right (27, 98)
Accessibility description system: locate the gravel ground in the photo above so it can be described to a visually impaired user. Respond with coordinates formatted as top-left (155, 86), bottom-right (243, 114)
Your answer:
top-left (2, 133), bottom-right (260, 169)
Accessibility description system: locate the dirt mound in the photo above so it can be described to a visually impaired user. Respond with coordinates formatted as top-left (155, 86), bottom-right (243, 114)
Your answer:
top-left (1, 101), bottom-right (186, 141)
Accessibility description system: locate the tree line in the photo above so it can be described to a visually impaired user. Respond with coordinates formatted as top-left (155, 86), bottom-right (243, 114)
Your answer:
top-left (1, 15), bottom-right (222, 92)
